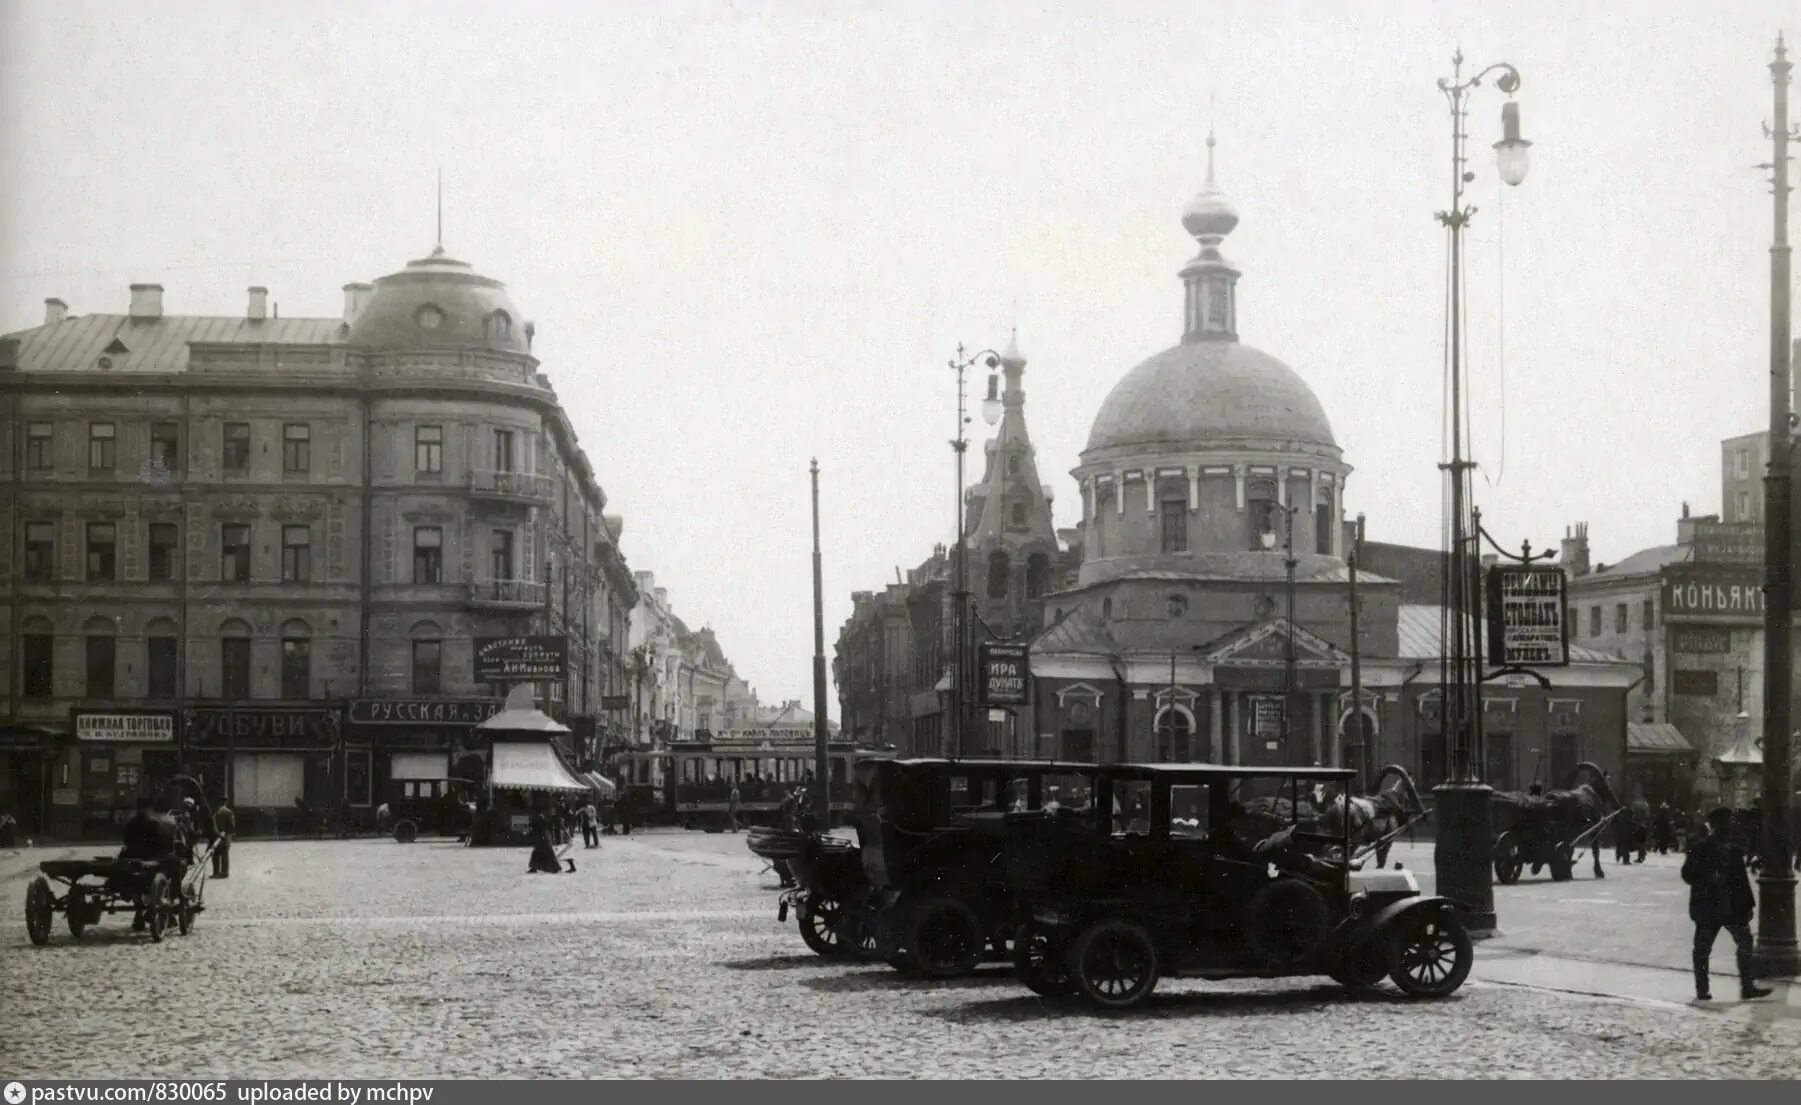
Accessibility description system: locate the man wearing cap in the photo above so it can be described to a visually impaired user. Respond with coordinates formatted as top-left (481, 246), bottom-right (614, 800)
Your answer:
top-left (1682, 807), bottom-right (1773, 1002)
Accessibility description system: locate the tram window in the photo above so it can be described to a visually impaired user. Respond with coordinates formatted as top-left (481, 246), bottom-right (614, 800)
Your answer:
top-left (681, 759), bottom-right (698, 784)
top-left (831, 758), bottom-right (846, 784)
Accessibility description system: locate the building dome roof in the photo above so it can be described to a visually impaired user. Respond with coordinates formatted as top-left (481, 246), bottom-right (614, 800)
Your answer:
top-left (345, 247), bottom-right (530, 354)
top-left (1083, 340), bottom-right (1337, 459)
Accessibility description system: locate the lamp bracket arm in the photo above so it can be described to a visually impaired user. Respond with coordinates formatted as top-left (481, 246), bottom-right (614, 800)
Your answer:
top-left (1475, 522), bottom-right (1558, 564)
top-left (1482, 665), bottom-right (1552, 689)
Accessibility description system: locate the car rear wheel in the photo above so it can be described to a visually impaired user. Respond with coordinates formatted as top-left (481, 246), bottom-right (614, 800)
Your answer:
top-left (1013, 925), bottom-right (1075, 997)
top-left (909, 898), bottom-right (984, 978)
top-left (394, 820), bottom-right (419, 844)
top-left (1070, 920), bottom-right (1160, 1010)
top-left (1385, 909), bottom-right (1473, 998)
top-left (796, 894), bottom-right (844, 958)
top-left (26, 876), bottom-right (53, 946)
top-left (1493, 832), bottom-right (1524, 884)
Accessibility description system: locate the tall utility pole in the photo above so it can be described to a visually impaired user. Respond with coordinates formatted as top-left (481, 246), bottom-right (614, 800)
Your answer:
top-left (1758, 31), bottom-right (1800, 979)
top-left (1283, 505), bottom-right (1303, 761)
top-left (1349, 545), bottom-right (1366, 788)
top-left (947, 345), bottom-right (1000, 758)
top-left (810, 459), bottom-right (830, 828)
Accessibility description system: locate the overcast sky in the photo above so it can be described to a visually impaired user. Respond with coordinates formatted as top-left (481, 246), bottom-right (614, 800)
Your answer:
top-left (1, 1), bottom-right (1792, 717)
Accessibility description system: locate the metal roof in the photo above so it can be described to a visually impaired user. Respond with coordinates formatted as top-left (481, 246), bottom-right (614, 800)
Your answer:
top-left (1584, 543), bottom-right (1692, 580)
top-left (1626, 723), bottom-right (1694, 755)
top-left (4, 313), bottom-right (345, 374)
top-left (1396, 604), bottom-right (1628, 664)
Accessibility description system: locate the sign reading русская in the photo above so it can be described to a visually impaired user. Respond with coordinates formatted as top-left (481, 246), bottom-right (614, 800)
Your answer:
top-left (349, 699), bottom-right (502, 726)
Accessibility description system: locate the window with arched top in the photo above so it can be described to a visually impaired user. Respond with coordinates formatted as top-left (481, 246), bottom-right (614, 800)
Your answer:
top-left (1246, 479), bottom-right (1280, 550)
top-left (486, 310), bottom-right (512, 341)
top-left (414, 304), bottom-right (444, 330)
top-left (1007, 454), bottom-right (1021, 476)
top-left (83, 614), bottom-right (117, 634)
top-left (1316, 494), bottom-right (1334, 555)
top-left (1160, 494), bottom-right (1188, 553)
top-left (279, 619), bottom-right (312, 639)
top-left (1026, 553), bottom-right (1051, 599)
top-left (987, 550), bottom-right (1011, 599)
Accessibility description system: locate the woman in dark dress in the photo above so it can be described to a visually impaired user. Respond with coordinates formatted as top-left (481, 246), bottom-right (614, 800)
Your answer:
top-left (527, 809), bottom-right (573, 873)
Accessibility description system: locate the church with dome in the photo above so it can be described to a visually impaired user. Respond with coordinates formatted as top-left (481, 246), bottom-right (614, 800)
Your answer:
top-left (1020, 138), bottom-right (1640, 783)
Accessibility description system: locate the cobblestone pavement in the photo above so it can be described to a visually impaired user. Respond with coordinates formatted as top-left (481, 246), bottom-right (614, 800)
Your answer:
top-left (4, 833), bottom-right (1798, 1079)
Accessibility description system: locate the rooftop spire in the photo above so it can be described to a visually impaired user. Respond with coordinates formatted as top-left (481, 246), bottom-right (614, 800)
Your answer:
top-left (432, 168), bottom-right (446, 258)
top-left (1179, 127), bottom-right (1242, 343)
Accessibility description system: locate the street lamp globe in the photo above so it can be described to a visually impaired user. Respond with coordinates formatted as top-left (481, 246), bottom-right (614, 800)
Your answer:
top-left (1492, 101), bottom-right (1532, 187)
top-left (981, 372), bottom-right (1003, 426)
top-left (1259, 530), bottom-right (1277, 550)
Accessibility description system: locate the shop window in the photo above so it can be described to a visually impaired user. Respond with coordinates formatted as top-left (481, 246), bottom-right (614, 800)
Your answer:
top-left (234, 754), bottom-right (304, 807)
top-left (149, 522), bottom-right (179, 581)
top-left (412, 639), bottom-right (443, 695)
top-left (414, 527), bottom-right (443, 583)
top-left (148, 633), bottom-right (179, 700)
top-left (88, 422), bottom-right (115, 471)
top-left (281, 525), bottom-right (311, 583)
top-left (24, 521), bottom-right (54, 581)
top-left (85, 624), bottom-right (116, 698)
top-left (151, 421), bottom-right (181, 474)
top-left (86, 522), bottom-right (116, 581)
top-left (220, 524), bottom-right (252, 582)
top-left (415, 425), bottom-right (443, 475)
top-left (221, 628), bottom-right (252, 699)
top-left (26, 422), bottom-right (53, 471)
top-left (282, 423), bottom-right (311, 475)
top-left (1160, 495), bottom-right (1187, 553)
top-left (223, 423), bottom-right (251, 474)
top-left (344, 749), bottom-right (372, 808)
top-left (281, 637), bottom-right (311, 699)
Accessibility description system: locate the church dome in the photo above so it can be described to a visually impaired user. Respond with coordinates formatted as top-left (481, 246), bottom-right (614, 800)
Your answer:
top-left (1083, 340), bottom-right (1337, 460)
top-left (346, 247), bottom-right (531, 354)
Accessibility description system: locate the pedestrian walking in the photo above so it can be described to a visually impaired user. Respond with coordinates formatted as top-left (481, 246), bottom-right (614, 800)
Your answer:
top-left (728, 784), bottom-right (742, 832)
top-left (212, 800), bottom-right (235, 878)
top-left (1682, 807), bottom-right (1772, 1002)
top-left (580, 799), bottom-right (599, 849)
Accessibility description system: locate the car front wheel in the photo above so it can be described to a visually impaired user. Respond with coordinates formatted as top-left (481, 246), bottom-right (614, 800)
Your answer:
top-left (1070, 919), bottom-right (1160, 1010)
top-left (1385, 909), bottom-right (1473, 998)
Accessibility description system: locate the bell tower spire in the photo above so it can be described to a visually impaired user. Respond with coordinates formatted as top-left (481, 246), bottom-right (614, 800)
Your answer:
top-left (1179, 128), bottom-right (1241, 343)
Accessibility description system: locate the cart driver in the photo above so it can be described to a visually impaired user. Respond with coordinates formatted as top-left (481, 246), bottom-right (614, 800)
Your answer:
top-left (1214, 801), bottom-right (1299, 863)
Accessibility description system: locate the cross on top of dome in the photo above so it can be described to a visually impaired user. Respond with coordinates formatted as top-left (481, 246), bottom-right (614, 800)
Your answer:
top-left (1181, 127), bottom-right (1239, 252)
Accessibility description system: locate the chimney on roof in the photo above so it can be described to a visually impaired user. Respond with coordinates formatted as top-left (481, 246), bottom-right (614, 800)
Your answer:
top-left (247, 287), bottom-right (269, 321)
top-left (342, 283), bottom-right (373, 325)
top-left (1560, 522), bottom-right (1591, 577)
top-left (44, 298), bottom-right (67, 325)
top-left (129, 284), bottom-right (163, 320)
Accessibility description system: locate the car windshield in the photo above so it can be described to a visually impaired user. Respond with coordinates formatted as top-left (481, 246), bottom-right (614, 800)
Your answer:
top-left (1225, 775), bottom-right (1318, 828)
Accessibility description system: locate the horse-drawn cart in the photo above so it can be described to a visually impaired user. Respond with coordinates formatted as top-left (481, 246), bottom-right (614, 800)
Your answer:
top-left (25, 775), bottom-right (217, 945)
top-left (1491, 762), bottom-right (1625, 883)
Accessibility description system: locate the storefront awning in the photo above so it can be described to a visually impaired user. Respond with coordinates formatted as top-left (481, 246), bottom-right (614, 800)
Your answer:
top-left (490, 740), bottom-right (590, 793)
top-left (582, 771), bottom-right (617, 797)
top-left (1627, 723), bottom-right (1694, 756)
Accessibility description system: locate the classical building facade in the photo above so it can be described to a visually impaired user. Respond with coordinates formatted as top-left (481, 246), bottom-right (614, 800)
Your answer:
top-left (627, 570), bottom-right (684, 746)
top-left (0, 245), bottom-right (637, 835)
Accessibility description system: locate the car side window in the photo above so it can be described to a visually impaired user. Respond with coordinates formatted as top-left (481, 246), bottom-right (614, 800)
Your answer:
top-left (1113, 781), bottom-right (1152, 835)
top-left (1169, 784), bottom-right (1209, 838)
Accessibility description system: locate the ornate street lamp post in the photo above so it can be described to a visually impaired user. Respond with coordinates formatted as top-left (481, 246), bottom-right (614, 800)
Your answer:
top-left (810, 459), bottom-right (830, 827)
top-left (1756, 33), bottom-right (1799, 978)
top-left (1432, 51), bottom-right (1532, 938)
top-left (947, 344), bottom-right (1002, 757)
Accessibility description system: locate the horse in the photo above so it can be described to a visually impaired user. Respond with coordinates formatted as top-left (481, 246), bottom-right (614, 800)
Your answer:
top-left (1317, 792), bottom-right (1411, 868)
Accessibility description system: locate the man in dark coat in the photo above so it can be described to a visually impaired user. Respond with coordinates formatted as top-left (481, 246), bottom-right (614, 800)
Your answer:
top-left (1682, 807), bottom-right (1772, 1001)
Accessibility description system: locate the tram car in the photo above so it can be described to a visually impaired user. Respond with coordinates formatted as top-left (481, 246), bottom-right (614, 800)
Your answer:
top-left (614, 732), bottom-right (894, 830)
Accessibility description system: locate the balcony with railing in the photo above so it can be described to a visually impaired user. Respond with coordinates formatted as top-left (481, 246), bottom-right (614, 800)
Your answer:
top-left (469, 469), bottom-right (554, 502)
top-left (467, 578), bottom-right (548, 609)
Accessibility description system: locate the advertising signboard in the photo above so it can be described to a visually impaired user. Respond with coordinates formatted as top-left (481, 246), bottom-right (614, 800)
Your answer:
top-left (1673, 669), bottom-right (1720, 697)
top-left (1251, 696), bottom-right (1285, 740)
top-left (979, 643), bottom-right (1029, 706)
top-left (601, 695), bottom-right (632, 710)
top-left (1671, 627), bottom-right (1732, 654)
top-left (473, 637), bottom-right (567, 681)
top-left (1691, 521), bottom-right (1763, 565)
top-left (1484, 564), bottom-right (1569, 667)
top-left (72, 710), bottom-right (176, 743)
top-left (1662, 566), bottom-right (1765, 620)
top-left (349, 699), bottom-right (502, 726)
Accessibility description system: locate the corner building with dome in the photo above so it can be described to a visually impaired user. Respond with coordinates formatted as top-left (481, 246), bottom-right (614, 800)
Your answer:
top-left (1026, 145), bottom-right (1639, 785)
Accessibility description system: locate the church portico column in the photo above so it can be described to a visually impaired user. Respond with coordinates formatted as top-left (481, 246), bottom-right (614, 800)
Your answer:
top-left (1208, 688), bottom-right (1223, 763)
top-left (1187, 465), bottom-right (1200, 512)
top-left (1115, 471), bottom-right (1126, 516)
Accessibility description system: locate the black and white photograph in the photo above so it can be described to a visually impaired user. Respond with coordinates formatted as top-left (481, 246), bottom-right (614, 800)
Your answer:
top-left (1, 0), bottom-right (1799, 1084)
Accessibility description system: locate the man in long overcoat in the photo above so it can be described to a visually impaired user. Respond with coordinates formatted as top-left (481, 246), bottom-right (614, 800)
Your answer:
top-left (1682, 807), bottom-right (1772, 1002)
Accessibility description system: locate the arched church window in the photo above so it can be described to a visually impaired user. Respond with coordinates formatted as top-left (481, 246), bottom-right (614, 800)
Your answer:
top-left (1155, 706), bottom-right (1193, 762)
top-left (1247, 480), bottom-right (1279, 551)
top-left (1010, 502), bottom-right (1026, 528)
top-left (1316, 495), bottom-right (1334, 555)
top-left (1160, 494), bottom-right (1188, 554)
top-left (1007, 454), bottom-right (1021, 476)
top-left (987, 550), bottom-right (1011, 599)
top-left (1026, 554), bottom-right (1050, 599)
top-left (486, 310), bottom-right (512, 341)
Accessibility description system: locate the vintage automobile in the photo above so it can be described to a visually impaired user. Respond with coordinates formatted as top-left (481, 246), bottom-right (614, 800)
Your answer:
top-left (746, 827), bottom-right (867, 956)
top-left (1490, 762), bottom-right (1626, 883)
top-left (986, 763), bottom-right (1473, 1010)
top-left (25, 775), bottom-right (218, 946)
top-left (852, 757), bottom-right (1105, 977)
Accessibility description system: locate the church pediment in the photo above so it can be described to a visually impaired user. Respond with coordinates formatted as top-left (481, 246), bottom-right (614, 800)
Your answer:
top-left (1203, 619), bottom-right (1347, 667)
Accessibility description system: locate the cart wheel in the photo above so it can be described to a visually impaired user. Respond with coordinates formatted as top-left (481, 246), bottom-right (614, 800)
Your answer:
top-left (909, 897), bottom-right (984, 978)
top-left (178, 893), bottom-right (196, 936)
top-left (66, 886), bottom-right (89, 939)
top-left (147, 874), bottom-right (171, 942)
top-left (1493, 832), bottom-right (1524, 885)
top-left (1384, 909), bottom-right (1473, 998)
top-left (1549, 843), bottom-right (1575, 882)
top-left (1070, 919), bottom-right (1160, 1010)
top-left (1013, 925), bottom-right (1075, 997)
top-left (796, 894), bottom-right (845, 958)
top-left (394, 820), bottom-right (418, 844)
top-left (1327, 936), bottom-right (1387, 988)
top-left (26, 875), bottom-right (54, 946)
